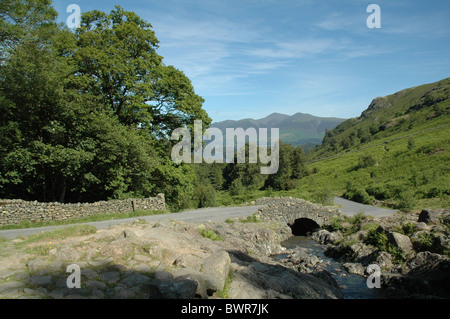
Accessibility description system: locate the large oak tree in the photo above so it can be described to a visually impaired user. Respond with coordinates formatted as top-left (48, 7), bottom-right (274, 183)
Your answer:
top-left (0, 5), bottom-right (209, 208)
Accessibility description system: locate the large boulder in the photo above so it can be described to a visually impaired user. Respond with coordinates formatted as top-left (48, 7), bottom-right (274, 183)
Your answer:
top-left (228, 261), bottom-right (343, 299)
top-left (433, 233), bottom-right (450, 254)
top-left (383, 251), bottom-right (450, 298)
top-left (173, 253), bottom-right (204, 271)
top-left (172, 268), bottom-right (219, 298)
top-left (200, 251), bottom-right (231, 292)
top-left (276, 247), bottom-right (323, 273)
top-left (387, 232), bottom-right (413, 255)
top-left (311, 230), bottom-right (343, 245)
top-left (418, 209), bottom-right (437, 225)
top-left (148, 278), bottom-right (198, 299)
top-left (212, 221), bottom-right (291, 256)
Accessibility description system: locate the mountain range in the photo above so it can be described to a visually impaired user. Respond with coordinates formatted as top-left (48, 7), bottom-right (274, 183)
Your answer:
top-left (210, 112), bottom-right (346, 150)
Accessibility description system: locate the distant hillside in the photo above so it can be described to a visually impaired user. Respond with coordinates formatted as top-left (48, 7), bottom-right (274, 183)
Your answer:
top-left (211, 112), bottom-right (345, 150)
top-left (308, 77), bottom-right (450, 160)
top-left (299, 77), bottom-right (450, 210)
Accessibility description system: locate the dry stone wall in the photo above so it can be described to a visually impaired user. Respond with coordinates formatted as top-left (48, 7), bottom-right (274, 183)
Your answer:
top-left (0, 194), bottom-right (165, 226)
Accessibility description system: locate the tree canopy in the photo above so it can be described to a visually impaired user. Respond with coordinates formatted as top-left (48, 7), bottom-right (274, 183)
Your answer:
top-left (0, 5), bottom-right (210, 208)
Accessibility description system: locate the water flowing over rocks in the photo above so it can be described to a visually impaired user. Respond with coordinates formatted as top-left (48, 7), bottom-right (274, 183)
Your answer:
top-left (315, 207), bottom-right (450, 298)
top-left (249, 198), bottom-right (449, 299)
top-left (1, 197), bottom-right (447, 299)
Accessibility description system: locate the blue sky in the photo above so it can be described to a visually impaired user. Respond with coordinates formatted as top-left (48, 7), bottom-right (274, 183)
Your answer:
top-left (52, 0), bottom-right (450, 123)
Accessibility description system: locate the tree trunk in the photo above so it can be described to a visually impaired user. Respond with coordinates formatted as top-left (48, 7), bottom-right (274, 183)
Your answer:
top-left (59, 177), bottom-right (67, 203)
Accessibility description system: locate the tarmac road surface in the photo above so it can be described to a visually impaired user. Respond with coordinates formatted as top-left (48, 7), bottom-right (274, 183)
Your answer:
top-left (333, 196), bottom-right (397, 218)
top-left (0, 205), bottom-right (262, 240)
top-left (0, 197), bottom-right (397, 240)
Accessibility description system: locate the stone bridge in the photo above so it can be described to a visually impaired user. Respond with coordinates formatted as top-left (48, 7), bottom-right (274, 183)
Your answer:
top-left (253, 197), bottom-right (343, 236)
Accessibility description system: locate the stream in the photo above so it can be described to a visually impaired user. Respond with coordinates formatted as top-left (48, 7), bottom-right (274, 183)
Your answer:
top-left (277, 236), bottom-right (387, 299)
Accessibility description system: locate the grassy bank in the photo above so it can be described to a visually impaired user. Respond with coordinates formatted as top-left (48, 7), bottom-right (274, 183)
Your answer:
top-left (0, 209), bottom-right (169, 231)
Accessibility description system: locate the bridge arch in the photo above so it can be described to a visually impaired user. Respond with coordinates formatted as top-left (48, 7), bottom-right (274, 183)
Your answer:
top-left (289, 218), bottom-right (321, 236)
top-left (254, 197), bottom-right (343, 235)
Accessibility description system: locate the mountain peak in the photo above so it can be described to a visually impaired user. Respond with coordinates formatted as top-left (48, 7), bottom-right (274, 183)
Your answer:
top-left (211, 112), bottom-right (346, 148)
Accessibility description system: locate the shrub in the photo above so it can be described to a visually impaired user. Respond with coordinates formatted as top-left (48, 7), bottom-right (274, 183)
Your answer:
top-left (357, 154), bottom-right (377, 169)
top-left (401, 222), bottom-right (416, 236)
top-left (229, 179), bottom-right (244, 196)
top-left (313, 187), bottom-right (334, 205)
top-left (365, 228), bottom-right (389, 250)
top-left (350, 211), bottom-right (367, 225)
top-left (365, 227), bottom-right (406, 264)
top-left (193, 183), bottom-right (217, 208)
top-left (326, 217), bottom-right (343, 232)
top-left (395, 189), bottom-right (418, 212)
top-left (425, 186), bottom-right (449, 199)
top-left (344, 185), bottom-right (374, 205)
top-left (361, 222), bottom-right (380, 232)
top-left (366, 184), bottom-right (390, 200)
top-left (414, 232), bottom-right (435, 252)
top-left (407, 138), bottom-right (415, 150)
top-left (264, 187), bottom-right (274, 197)
top-left (240, 215), bottom-right (260, 223)
top-left (443, 215), bottom-right (450, 228)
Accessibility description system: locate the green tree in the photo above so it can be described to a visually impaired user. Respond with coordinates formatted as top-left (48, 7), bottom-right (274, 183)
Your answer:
top-left (0, 40), bottom-right (160, 202)
top-left (291, 145), bottom-right (307, 179)
top-left (193, 183), bottom-right (217, 208)
top-left (72, 6), bottom-right (211, 134)
top-left (208, 163), bottom-right (225, 191)
top-left (229, 179), bottom-right (244, 196)
top-left (0, 0), bottom-right (57, 61)
top-left (264, 143), bottom-right (295, 191)
top-left (0, 38), bottom-right (85, 201)
top-left (222, 144), bottom-right (267, 190)
top-left (0, 5), bottom-right (209, 208)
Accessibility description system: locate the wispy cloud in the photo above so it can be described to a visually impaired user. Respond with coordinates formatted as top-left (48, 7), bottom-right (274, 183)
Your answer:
top-left (148, 12), bottom-right (276, 94)
top-left (315, 12), bottom-right (363, 32)
top-left (381, 13), bottom-right (450, 38)
top-left (246, 38), bottom-right (338, 59)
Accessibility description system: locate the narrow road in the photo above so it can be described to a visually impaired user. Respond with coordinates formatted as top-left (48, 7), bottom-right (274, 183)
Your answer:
top-left (334, 196), bottom-right (397, 217)
top-left (0, 205), bottom-right (263, 240)
top-left (0, 197), bottom-right (398, 240)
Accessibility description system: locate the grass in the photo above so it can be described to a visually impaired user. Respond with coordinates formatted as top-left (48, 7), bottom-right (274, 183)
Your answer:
top-left (298, 120), bottom-right (450, 211)
top-left (198, 228), bottom-right (223, 241)
top-left (15, 225), bottom-right (98, 247)
top-left (240, 215), bottom-right (260, 223)
top-left (215, 270), bottom-right (233, 299)
top-left (301, 79), bottom-right (450, 212)
top-left (0, 209), bottom-right (169, 231)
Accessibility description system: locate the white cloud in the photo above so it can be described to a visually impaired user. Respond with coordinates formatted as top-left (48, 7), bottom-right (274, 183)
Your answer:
top-left (316, 12), bottom-right (362, 32)
top-left (245, 38), bottom-right (338, 59)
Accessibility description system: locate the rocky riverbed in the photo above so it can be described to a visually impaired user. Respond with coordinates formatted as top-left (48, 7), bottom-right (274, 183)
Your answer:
top-left (308, 208), bottom-right (450, 299)
top-left (0, 211), bottom-right (342, 299)
top-left (0, 197), bottom-right (448, 299)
